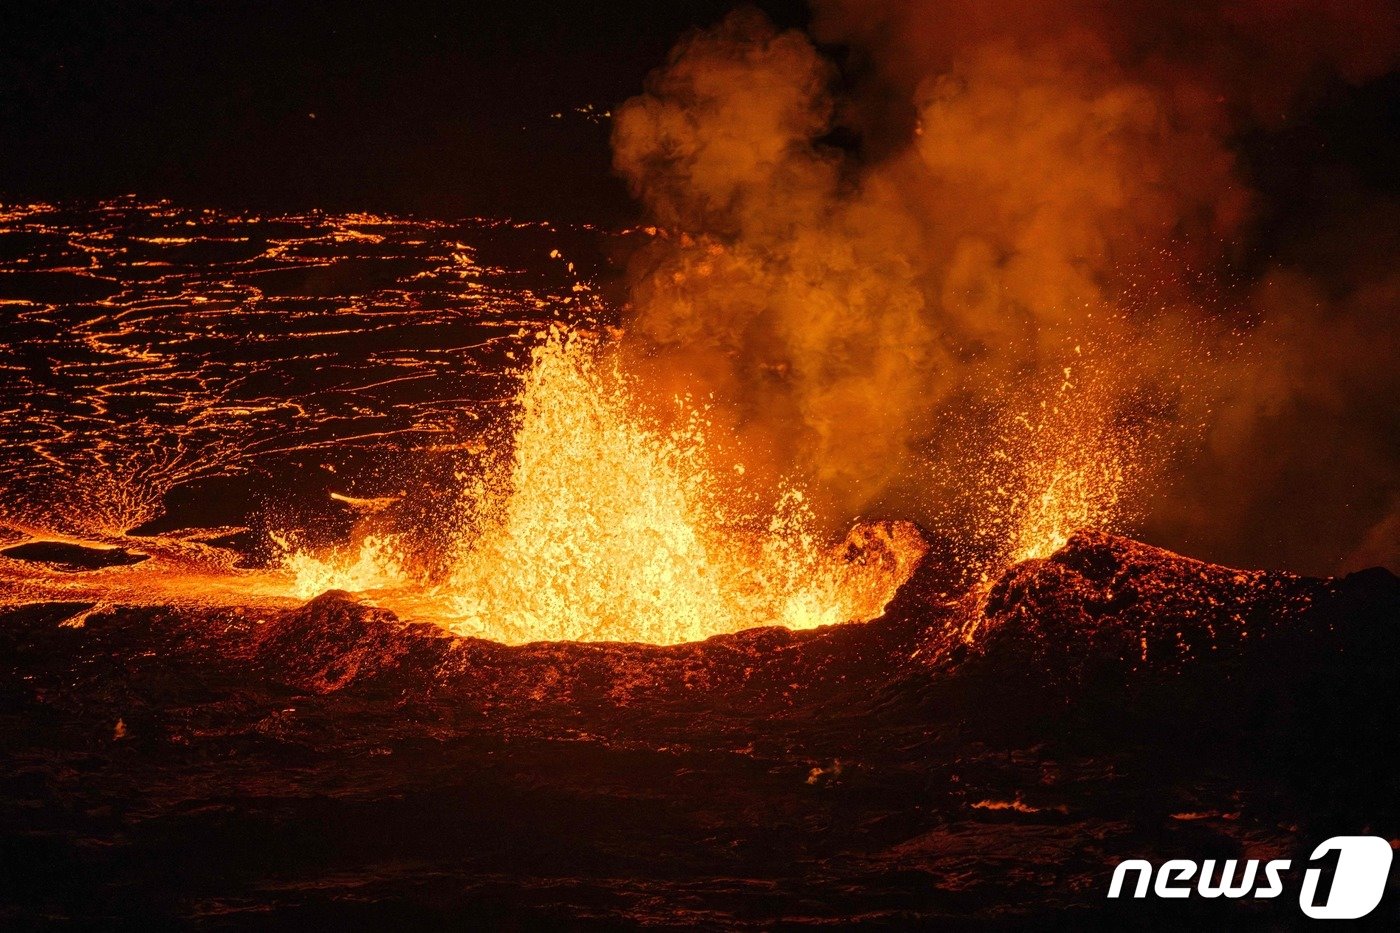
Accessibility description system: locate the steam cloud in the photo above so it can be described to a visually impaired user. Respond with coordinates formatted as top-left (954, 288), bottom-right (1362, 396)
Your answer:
top-left (611, 0), bottom-right (1400, 574)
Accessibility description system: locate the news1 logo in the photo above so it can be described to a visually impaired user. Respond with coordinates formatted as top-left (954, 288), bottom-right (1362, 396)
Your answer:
top-left (1107, 836), bottom-right (1395, 919)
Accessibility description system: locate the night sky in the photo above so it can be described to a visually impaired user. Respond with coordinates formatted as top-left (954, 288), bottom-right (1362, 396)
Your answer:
top-left (3, 1), bottom-right (1396, 230)
top-left (0, 0), bottom-right (807, 223)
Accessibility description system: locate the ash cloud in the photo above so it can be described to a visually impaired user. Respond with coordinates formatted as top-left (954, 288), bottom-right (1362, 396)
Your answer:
top-left (611, 1), bottom-right (1400, 574)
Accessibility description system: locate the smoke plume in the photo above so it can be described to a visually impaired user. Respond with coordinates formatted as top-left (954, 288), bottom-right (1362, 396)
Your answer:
top-left (611, 1), bottom-right (1400, 574)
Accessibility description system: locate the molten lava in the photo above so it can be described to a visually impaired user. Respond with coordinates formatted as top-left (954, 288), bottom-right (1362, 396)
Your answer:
top-left (284, 329), bottom-right (928, 644)
top-left (0, 202), bottom-right (1133, 649)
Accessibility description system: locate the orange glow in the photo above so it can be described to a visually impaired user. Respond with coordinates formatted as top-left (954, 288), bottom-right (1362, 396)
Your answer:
top-left (971, 358), bottom-right (1135, 569)
top-left (1007, 453), bottom-right (1124, 564)
top-left (283, 329), bottom-right (927, 644)
top-left (0, 202), bottom-right (1134, 649)
top-left (0, 525), bottom-right (300, 622)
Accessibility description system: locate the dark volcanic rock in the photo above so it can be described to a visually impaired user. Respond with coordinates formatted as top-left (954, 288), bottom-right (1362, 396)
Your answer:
top-left (2, 540), bottom-right (150, 571)
top-left (252, 591), bottom-right (456, 694)
top-left (975, 530), bottom-right (1329, 676)
top-left (254, 586), bottom-right (942, 719)
top-left (3, 532), bottom-right (1399, 929)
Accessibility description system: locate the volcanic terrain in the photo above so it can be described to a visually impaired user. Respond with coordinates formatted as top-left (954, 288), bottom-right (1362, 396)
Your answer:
top-left (2, 201), bottom-right (1398, 928)
top-left (3, 529), bottom-right (1398, 927)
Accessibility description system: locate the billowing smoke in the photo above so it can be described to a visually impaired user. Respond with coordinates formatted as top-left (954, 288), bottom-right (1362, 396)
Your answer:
top-left (611, 1), bottom-right (1399, 574)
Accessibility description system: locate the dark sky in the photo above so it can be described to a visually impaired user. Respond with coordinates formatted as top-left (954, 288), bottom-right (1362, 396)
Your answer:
top-left (0, 0), bottom-right (807, 223)
top-left (1, 1), bottom-right (1394, 227)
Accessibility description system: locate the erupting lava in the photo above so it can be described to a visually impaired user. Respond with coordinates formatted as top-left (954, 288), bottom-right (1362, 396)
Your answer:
top-left (284, 329), bottom-right (928, 644)
top-left (282, 329), bottom-right (1137, 642)
top-left (997, 372), bottom-right (1134, 566)
top-left (0, 203), bottom-right (1132, 649)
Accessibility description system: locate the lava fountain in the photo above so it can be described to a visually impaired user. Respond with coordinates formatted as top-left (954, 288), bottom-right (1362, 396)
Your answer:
top-left (283, 328), bottom-right (929, 644)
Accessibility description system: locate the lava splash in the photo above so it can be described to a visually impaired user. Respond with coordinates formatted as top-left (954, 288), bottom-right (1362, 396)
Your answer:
top-left (0, 202), bottom-right (928, 645)
top-left (283, 329), bottom-right (928, 643)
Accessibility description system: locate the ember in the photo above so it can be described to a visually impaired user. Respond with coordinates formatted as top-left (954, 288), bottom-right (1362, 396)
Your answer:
top-left (284, 328), bottom-right (928, 644)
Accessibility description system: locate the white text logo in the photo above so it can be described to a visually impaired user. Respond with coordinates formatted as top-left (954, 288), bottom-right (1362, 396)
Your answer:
top-left (1107, 836), bottom-right (1393, 919)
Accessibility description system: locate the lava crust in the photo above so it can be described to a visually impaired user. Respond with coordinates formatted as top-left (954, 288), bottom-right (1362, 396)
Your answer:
top-left (2, 531), bottom-right (1398, 927)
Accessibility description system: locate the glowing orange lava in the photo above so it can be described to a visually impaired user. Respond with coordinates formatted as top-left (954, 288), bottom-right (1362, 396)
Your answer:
top-left (0, 203), bottom-right (1139, 649)
top-left (284, 330), bottom-right (928, 644)
top-left (968, 357), bottom-right (1138, 570)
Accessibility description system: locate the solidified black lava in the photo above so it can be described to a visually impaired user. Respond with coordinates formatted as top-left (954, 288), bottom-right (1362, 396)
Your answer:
top-left (1, 540), bottom-right (150, 571)
top-left (1, 531), bottom-right (1398, 928)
